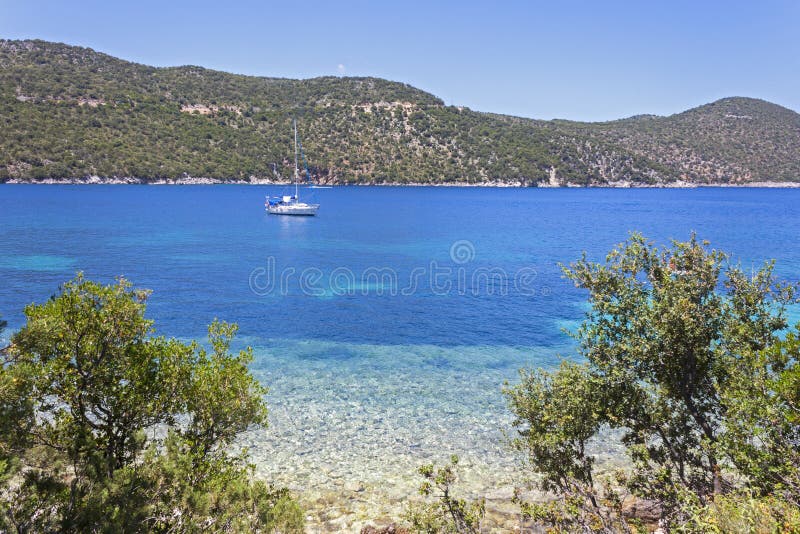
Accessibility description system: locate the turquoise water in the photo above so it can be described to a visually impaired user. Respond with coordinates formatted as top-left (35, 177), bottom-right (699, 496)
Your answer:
top-left (2, 186), bottom-right (800, 517)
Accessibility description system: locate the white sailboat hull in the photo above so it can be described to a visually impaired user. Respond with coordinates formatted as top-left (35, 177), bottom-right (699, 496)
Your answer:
top-left (266, 202), bottom-right (319, 216)
top-left (265, 120), bottom-right (320, 216)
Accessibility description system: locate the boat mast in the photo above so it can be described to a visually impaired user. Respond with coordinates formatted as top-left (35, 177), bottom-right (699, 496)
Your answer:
top-left (293, 119), bottom-right (299, 200)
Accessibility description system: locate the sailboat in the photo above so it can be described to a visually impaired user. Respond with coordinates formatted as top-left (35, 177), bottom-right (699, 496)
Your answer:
top-left (266, 120), bottom-right (320, 216)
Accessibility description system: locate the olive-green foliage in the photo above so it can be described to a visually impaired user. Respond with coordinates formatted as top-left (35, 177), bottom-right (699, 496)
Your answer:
top-left (720, 330), bottom-right (800, 506)
top-left (676, 491), bottom-right (800, 534)
top-left (0, 275), bottom-right (303, 533)
top-left (4, 40), bottom-right (798, 185)
top-left (404, 456), bottom-right (485, 534)
top-left (505, 362), bottom-right (637, 533)
top-left (505, 234), bottom-right (799, 529)
top-left (506, 362), bottom-right (605, 495)
top-left (514, 488), bottom-right (640, 534)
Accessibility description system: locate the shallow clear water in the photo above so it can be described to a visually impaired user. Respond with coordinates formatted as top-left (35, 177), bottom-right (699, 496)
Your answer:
top-left (2, 186), bottom-right (800, 517)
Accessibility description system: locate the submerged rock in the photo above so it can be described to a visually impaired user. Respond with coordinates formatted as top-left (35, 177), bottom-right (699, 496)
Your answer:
top-left (360, 523), bottom-right (410, 534)
top-left (485, 485), bottom-right (516, 501)
top-left (622, 497), bottom-right (662, 524)
top-left (343, 480), bottom-right (365, 493)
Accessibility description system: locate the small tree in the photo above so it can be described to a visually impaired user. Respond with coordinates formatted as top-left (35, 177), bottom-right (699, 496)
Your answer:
top-left (0, 275), bottom-right (303, 533)
top-left (404, 455), bottom-right (485, 534)
top-left (505, 362), bottom-right (633, 533)
top-left (505, 234), bottom-right (798, 528)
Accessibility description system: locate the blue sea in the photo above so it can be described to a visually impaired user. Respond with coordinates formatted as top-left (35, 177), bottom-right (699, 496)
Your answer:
top-left (2, 185), bottom-right (800, 515)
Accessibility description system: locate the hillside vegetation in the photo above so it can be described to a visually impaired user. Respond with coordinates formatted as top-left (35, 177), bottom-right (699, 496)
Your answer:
top-left (2, 39), bottom-right (799, 185)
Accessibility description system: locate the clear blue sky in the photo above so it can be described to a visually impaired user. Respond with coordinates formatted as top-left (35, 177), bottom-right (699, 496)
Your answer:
top-left (1, 0), bottom-right (798, 121)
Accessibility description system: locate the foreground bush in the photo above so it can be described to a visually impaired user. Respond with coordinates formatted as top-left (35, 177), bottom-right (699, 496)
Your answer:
top-left (505, 234), bottom-right (800, 531)
top-left (0, 275), bottom-right (303, 533)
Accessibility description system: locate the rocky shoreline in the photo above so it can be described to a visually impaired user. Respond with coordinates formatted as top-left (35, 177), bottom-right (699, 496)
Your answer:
top-left (4, 176), bottom-right (800, 188)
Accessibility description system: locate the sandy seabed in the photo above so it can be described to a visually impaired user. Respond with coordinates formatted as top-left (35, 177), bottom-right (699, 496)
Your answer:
top-left (239, 342), bottom-right (627, 532)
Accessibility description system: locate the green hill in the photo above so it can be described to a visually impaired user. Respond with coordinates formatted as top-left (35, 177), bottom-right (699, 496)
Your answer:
top-left (573, 97), bottom-right (800, 184)
top-left (2, 39), bottom-right (799, 185)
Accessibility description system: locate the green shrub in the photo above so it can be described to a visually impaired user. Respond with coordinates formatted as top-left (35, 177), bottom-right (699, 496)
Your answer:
top-left (0, 275), bottom-right (303, 533)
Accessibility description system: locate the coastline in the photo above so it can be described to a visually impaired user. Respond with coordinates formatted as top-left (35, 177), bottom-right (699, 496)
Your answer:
top-left (3, 177), bottom-right (800, 188)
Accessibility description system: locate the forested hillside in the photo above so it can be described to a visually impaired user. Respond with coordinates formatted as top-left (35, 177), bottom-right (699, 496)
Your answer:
top-left (2, 39), bottom-right (798, 185)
